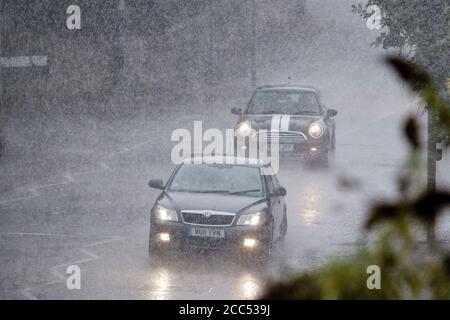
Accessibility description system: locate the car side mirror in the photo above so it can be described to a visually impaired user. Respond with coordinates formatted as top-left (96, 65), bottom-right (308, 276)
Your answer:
top-left (272, 186), bottom-right (287, 197)
top-left (327, 109), bottom-right (338, 118)
top-left (231, 107), bottom-right (242, 115)
top-left (148, 179), bottom-right (164, 190)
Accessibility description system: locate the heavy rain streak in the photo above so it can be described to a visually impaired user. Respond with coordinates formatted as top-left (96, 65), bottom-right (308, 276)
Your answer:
top-left (0, 0), bottom-right (449, 300)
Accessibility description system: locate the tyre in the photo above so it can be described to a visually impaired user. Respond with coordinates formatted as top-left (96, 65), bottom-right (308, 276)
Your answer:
top-left (305, 152), bottom-right (328, 168)
top-left (280, 211), bottom-right (288, 241)
top-left (148, 223), bottom-right (162, 258)
top-left (148, 238), bottom-right (160, 255)
top-left (255, 219), bottom-right (274, 263)
top-left (329, 134), bottom-right (336, 164)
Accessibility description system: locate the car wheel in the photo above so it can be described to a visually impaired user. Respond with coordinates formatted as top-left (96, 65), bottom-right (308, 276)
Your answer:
top-left (329, 135), bottom-right (336, 163)
top-left (257, 219), bottom-right (274, 262)
top-left (148, 224), bottom-right (161, 258)
top-left (149, 238), bottom-right (160, 255)
top-left (280, 211), bottom-right (288, 241)
top-left (304, 151), bottom-right (328, 168)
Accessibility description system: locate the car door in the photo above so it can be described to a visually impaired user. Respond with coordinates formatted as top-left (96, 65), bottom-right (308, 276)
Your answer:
top-left (266, 175), bottom-right (282, 240)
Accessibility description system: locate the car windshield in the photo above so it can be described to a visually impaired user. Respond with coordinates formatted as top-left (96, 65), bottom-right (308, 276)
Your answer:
top-left (168, 164), bottom-right (264, 197)
top-left (247, 90), bottom-right (320, 115)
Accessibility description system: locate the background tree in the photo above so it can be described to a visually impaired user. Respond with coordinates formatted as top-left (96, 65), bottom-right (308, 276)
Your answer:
top-left (353, 0), bottom-right (450, 193)
top-left (352, 0), bottom-right (449, 92)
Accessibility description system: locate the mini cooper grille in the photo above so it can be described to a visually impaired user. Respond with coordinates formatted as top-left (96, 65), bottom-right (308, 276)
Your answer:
top-left (181, 211), bottom-right (235, 226)
top-left (254, 131), bottom-right (307, 144)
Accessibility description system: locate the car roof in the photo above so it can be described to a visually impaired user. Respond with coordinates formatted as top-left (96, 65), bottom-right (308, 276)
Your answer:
top-left (181, 155), bottom-right (271, 168)
top-left (256, 84), bottom-right (319, 93)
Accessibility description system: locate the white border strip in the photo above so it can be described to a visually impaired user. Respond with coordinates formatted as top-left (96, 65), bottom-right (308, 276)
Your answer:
top-left (0, 56), bottom-right (48, 68)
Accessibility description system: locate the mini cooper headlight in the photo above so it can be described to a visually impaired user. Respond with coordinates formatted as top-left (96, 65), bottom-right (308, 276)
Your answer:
top-left (236, 121), bottom-right (253, 137)
top-left (154, 205), bottom-right (178, 222)
top-left (308, 122), bottom-right (324, 139)
top-left (237, 212), bottom-right (262, 226)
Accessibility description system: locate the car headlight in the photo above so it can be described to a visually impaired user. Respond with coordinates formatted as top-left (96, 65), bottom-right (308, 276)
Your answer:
top-left (308, 122), bottom-right (324, 139)
top-left (153, 204), bottom-right (178, 222)
top-left (237, 212), bottom-right (263, 226)
top-left (236, 121), bottom-right (253, 137)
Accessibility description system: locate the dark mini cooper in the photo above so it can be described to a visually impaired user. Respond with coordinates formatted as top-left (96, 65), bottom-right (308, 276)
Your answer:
top-left (232, 84), bottom-right (338, 164)
top-left (147, 156), bottom-right (287, 260)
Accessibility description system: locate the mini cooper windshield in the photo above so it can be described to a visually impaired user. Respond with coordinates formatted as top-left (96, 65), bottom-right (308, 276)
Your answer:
top-left (247, 90), bottom-right (321, 115)
top-left (168, 164), bottom-right (264, 197)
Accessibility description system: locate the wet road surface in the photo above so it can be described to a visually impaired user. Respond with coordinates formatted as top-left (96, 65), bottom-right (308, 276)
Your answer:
top-left (3, 99), bottom-right (448, 300)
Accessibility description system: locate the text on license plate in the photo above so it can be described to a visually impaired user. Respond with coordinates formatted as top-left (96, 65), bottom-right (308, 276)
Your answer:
top-left (280, 144), bottom-right (294, 152)
top-left (189, 227), bottom-right (225, 238)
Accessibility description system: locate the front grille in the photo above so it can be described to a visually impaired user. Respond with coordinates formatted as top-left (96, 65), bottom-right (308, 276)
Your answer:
top-left (181, 211), bottom-right (235, 226)
top-left (253, 131), bottom-right (307, 144)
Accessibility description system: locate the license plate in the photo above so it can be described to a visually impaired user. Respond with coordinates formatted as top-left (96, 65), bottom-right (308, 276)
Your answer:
top-left (189, 227), bottom-right (225, 238)
top-left (280, 144), bottom-right (294, 152)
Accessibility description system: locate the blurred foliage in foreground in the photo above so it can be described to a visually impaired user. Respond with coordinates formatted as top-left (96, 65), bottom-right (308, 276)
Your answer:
top-left (263, 57), bottom-right (450, 299)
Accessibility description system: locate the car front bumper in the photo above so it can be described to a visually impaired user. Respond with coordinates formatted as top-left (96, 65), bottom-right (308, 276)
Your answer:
top-left (236, 131), bottom-right (330, 157)
top-left (240, 139), bottom-right (329, 158)
top-left (150, 220), bottom-right (270, 253)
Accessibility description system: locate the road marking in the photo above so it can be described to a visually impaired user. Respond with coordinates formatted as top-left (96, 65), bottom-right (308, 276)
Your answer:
top-left (37, 181), bottom-right (70, 189)
top-left (28, 187), bottom-right (40, 197)
top-left (127, 140), bottom-right (155, 151)
top-left (339, 111), bottom-right (399, 137)
top-left (105, 148), bottom-right (132, 158)
top-left (31, 174), bottom-right (76, 191)
top-left (105, 138), bottom-right (160, 158)
top-left (0, 160), bottom-right (110, 205)
top-left (71, 162), bottom-right (111, 176)
top-left (79, 248), bottom-right (100, 259)
top-left (119, 147), bottom-right (132, 153)
top-left (64, 174), bottom-right (75, 182)
top-left (21, 289), bottom-right (40, 300)
top-left (0, 232), bottom-right (80, 238)
top-left (99, 162), bottom-right (110, 170)
top-left (19, 235), bottom-right (124, 300)
top-left (339, 143), bottom-right (382, 148)
top-left (84, 238), bottom-right (121, 247)
top-left (0, 194), bottom-right (38, 204)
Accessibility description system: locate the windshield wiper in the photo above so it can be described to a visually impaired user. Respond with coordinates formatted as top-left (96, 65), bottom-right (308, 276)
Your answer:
top-left (174, 189), bottom-right (261, 195)
top-left (193, 190), bottom-right (231, 194)
top-left (293, 111), bottom-right (317, 115)
top-left (229, 189), bottom-right (261, 195)
top-left (262, 111), bottom-right (279, 114)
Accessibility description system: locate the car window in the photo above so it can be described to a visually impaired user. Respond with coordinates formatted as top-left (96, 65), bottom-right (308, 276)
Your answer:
top-left (247, 90), bottom-right (320, 115)
top-left (168, 164), bottom-right (265, 197)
